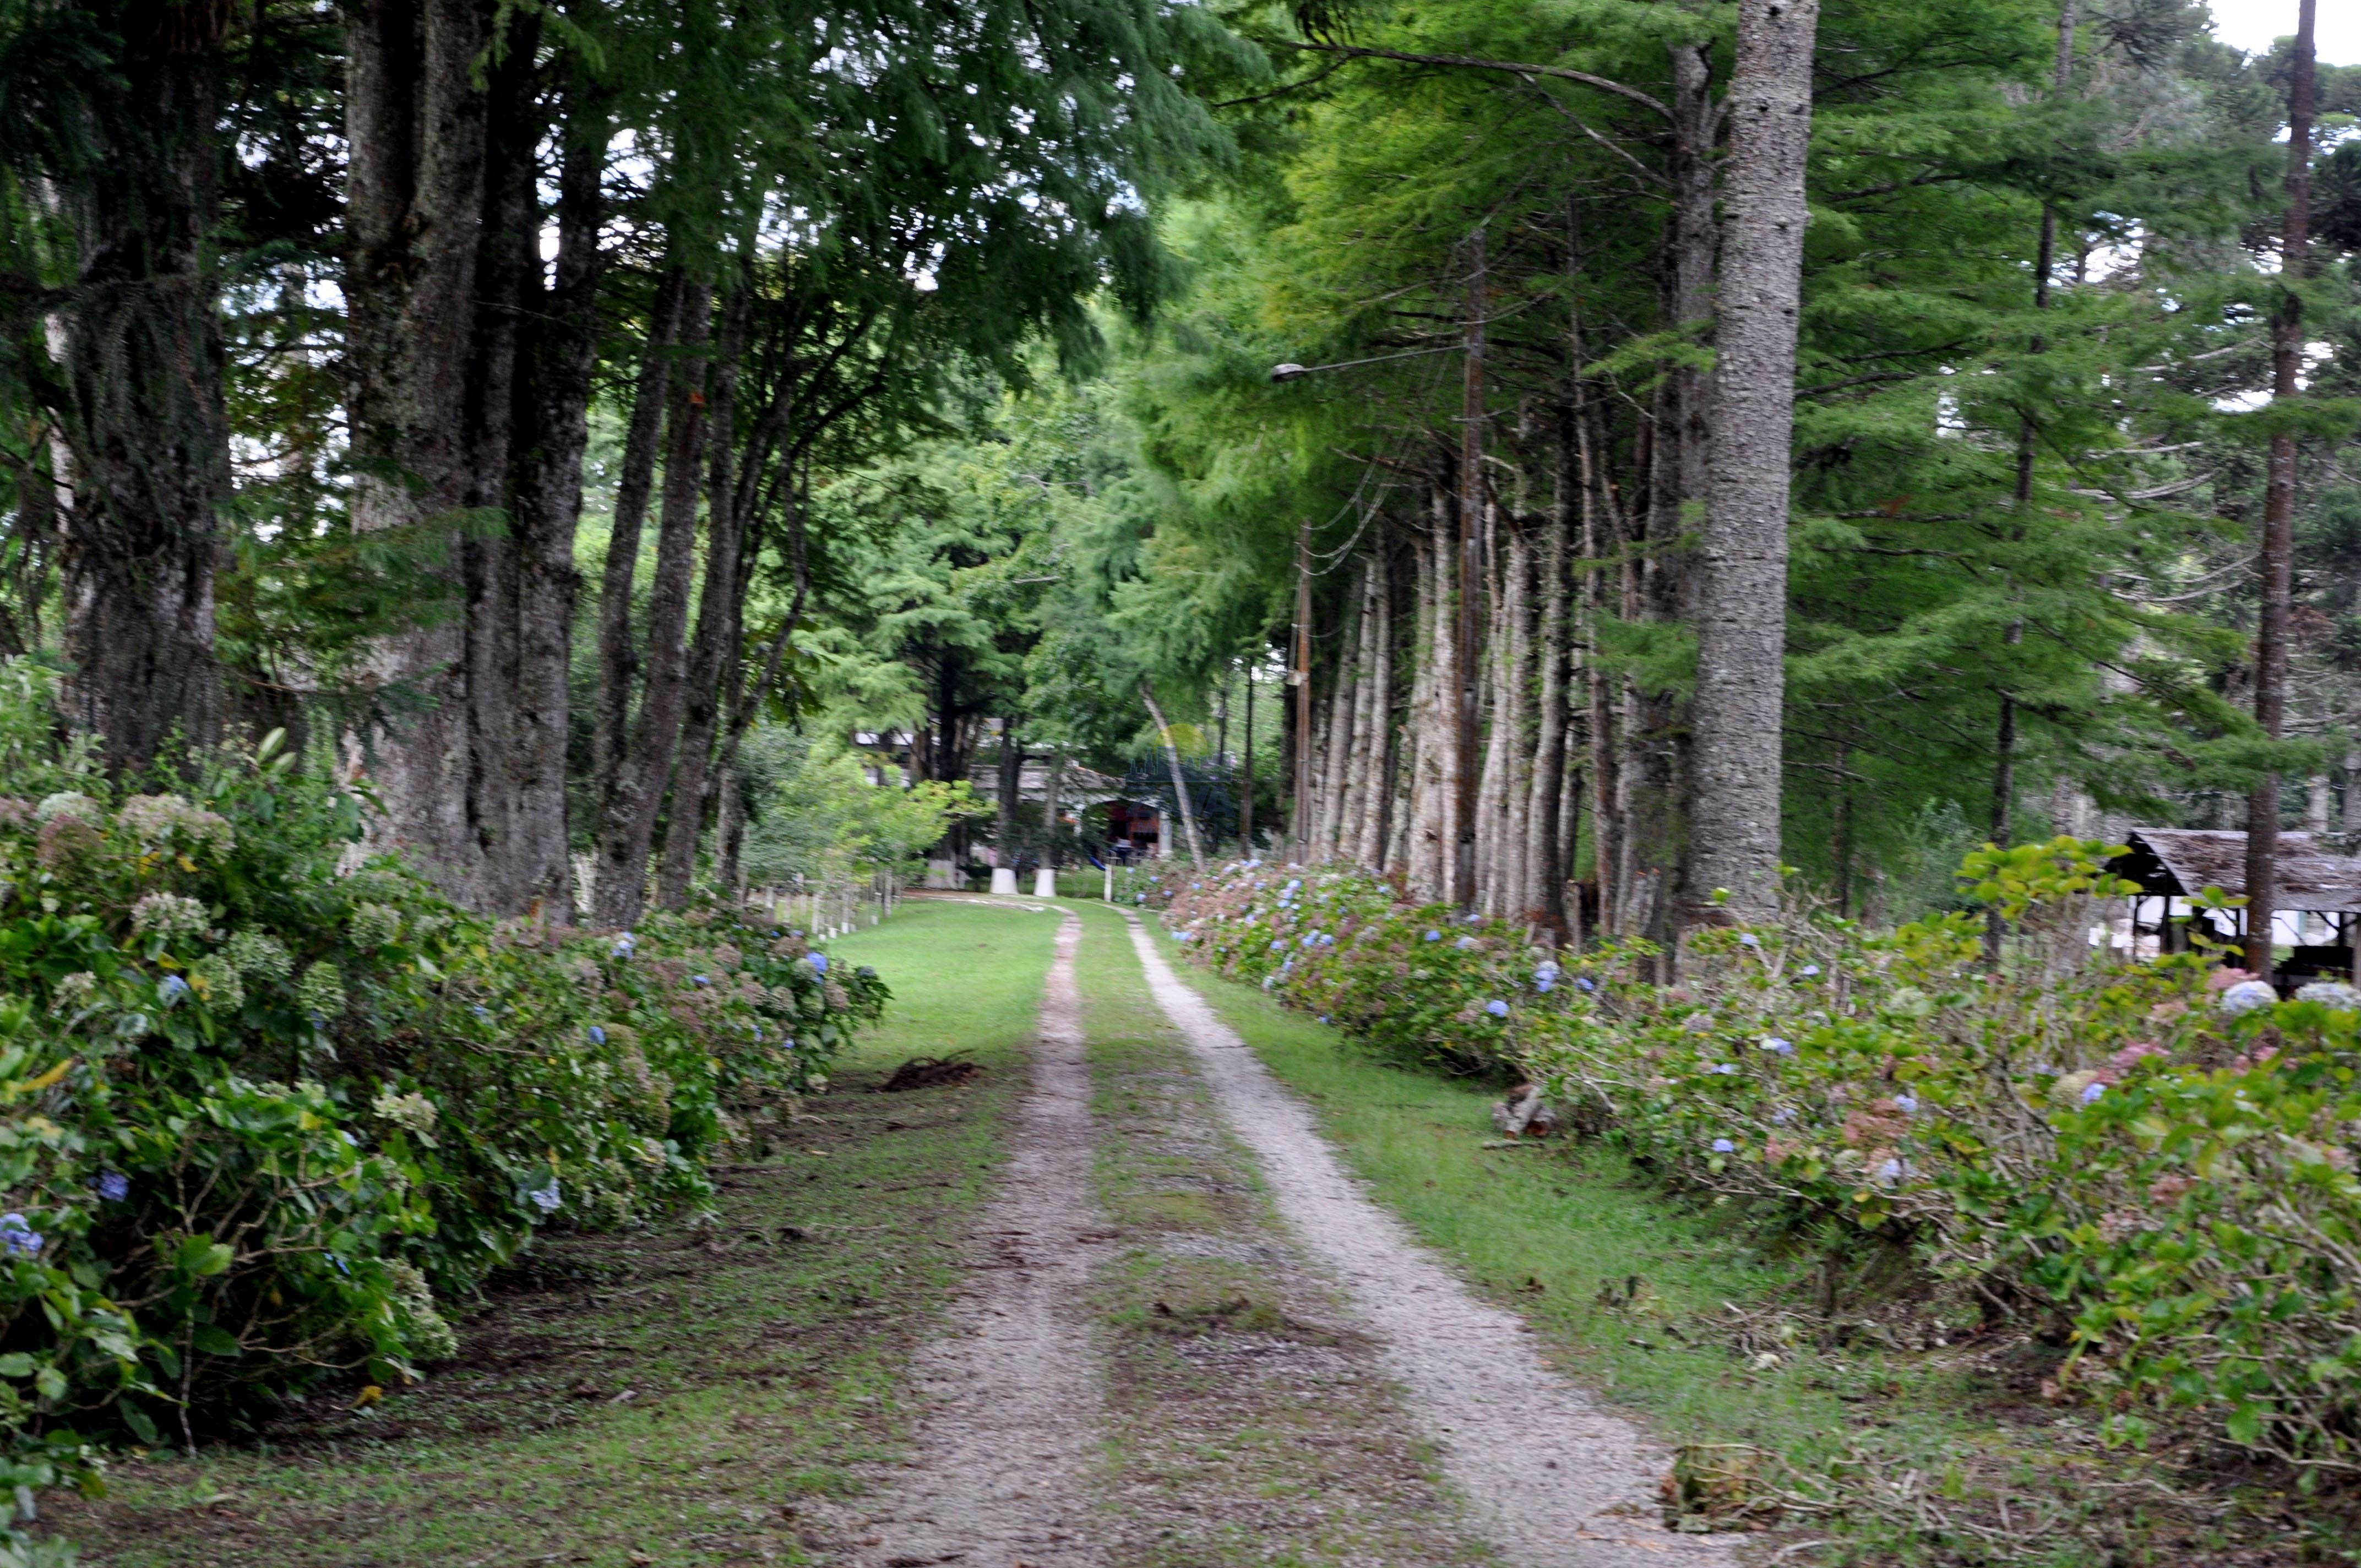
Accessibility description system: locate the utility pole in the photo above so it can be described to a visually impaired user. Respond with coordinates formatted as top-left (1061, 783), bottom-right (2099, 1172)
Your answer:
top-left (1293, 518), bottom-right (1314, 860)
top-left (1454, 224), bottom-right (1487, 909)
top-left (2245, 0), bottom-right (2316, 981)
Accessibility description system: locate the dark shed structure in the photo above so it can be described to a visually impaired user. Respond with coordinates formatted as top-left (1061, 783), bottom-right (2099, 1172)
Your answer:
top-left (2107, 829), bottom-right (2361, 986)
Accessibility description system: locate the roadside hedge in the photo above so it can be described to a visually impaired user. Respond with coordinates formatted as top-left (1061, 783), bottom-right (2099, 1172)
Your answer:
top-left (1162, 843), bottom-right (2361, 1479)
top-left (0, 662), bottom-right (883, 1546)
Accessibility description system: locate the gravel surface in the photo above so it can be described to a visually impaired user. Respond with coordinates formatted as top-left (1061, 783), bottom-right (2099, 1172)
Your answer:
top-left (839, 911), bottom-right (1113, 1568)
top-left (1123, 913), bottom-right (1741, 1568)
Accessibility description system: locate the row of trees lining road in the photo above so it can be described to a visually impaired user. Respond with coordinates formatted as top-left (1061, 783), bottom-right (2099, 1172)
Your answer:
top-left (0, 0), bottom-right (1238, 924)
top-left (2, 1), bottom-right (2359, 966)
top-left (1059, 0), bottom-right (2359, 967)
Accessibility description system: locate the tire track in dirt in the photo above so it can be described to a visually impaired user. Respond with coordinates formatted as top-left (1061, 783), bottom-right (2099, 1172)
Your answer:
top-left (1122, 913), bottom-right (1740, 1568)
top-left (835, 911), bottom-right (1111, 1568)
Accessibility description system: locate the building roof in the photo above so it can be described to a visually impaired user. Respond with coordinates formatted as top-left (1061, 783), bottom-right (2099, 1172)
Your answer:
top-left (2111, 829), bottom-right (2361, 914)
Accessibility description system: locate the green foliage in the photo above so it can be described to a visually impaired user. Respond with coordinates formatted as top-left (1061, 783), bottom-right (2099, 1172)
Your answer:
top-left (1165, 846), bottom-right (2361, 1474)
top-left (741, 734), bottom-right (982, 886)
top-left (0, 661), bottom-right (885, 1516)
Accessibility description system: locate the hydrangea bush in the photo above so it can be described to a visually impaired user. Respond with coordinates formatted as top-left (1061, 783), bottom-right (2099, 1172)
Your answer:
top-left (0, 663), bottom-right (885, 1514)
top-left (1163, 842), bottom-right (2361, 1477)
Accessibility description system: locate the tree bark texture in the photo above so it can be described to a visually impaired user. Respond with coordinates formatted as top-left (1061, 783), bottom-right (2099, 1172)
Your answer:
top-left (58, 3), bottom-right (232, 775)
top-left (1688, 0), bottom-right (1820, 923)
top-left (343, 0), bottom-right (497, 889)
top-left (1527, 431), bottom-right (1574, 935)
top-left (657, 276), bottom-right (756, 908)
top-left (342, 0), bottom-right (597, 917)
top-left (593, 279), bottom-right (714, 925)
top-left (591, 267), bottom-right (686, 829)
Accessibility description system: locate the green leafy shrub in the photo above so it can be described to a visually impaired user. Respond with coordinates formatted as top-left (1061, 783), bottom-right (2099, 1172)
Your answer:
top-left (0, 661), bottom-right (885, 1517)
top-left (1163, 845), bottom-right (2361, 1477)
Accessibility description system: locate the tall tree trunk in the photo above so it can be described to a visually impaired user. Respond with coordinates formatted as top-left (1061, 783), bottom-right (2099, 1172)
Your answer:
top-left (1239, 657), bottom-right (1255, 852)
top-left (1043, 752), bottom-right (1064, 869)
top-left (1290, 518), bottom-right (1313, 853)
top-left (657, 274), bottom-right (755, 908)
top-left (1452, 235), bottom-right (1488, 907)
top-left (714, 472), bottom-right (810, 892)
top-left (492, 59), bottom-right (604, 920)
top-left (1988, 0), bottom-right (2078, 961)
top-left (1476, 507), bottom-right (1509, 910)
top-left (1688, 0), bottom-right (1821, 923)
top-left (59, 3), bottom-right (231, 775)
top-left (1348, 552), bottom-right (1390, 865)
top-left (1579, 403), bottom-right (1623, 938)
top-left (1143, 683), bottom-right (1206, 864)
top-left (593, 279), bottom-right (714, 925)
top-left (1318, 569), bottom-right (1363, 858)
top-left (344, 0), bottom-right (500, 892)
top-left (1528, 417), bottom-right (1574, 937)
top-left (2245, 0), bottom-right (2315, 981)
top-left (1412, 503), bottom-right (1452, 898)
top-left (592, 266), bottom-right (686, 827)
top-left (996, 717), bottom-right (1023, 866)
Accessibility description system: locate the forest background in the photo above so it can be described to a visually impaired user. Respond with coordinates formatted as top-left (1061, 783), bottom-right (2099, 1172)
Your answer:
top-left (0, 0), bottom-right (2358, 949)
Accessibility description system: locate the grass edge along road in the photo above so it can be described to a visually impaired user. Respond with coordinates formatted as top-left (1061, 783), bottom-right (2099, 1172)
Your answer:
top-left (1146, 914), bottom-right (2304, 1567)
top-left (52, 898), bottom-right (1061, 1568)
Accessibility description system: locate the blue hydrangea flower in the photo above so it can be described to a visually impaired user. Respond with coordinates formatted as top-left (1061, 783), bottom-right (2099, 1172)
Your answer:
top-left (2217, 979), bottom-right (2275, 1016)
top-left (0, 1215), bottom-right (42, 1257)
top-left (1576, 977), bottom-right (1595, 992)
top-left (1270, 941), bottom-right (1286, 952)
top-left (2079, 1081), bottom-right (2106, 1106)
top-left (587, 1025), bottom-right (607, 1045)
top-left (1715, 1063), bottom-right (1738, 1075)
top-left (1536, 979), bottom-right (1555, 993)
top-left (690, 974), bottom-right (711, 987)
top-left (1738, 933), bottom-right (1760, 948)
top-left (1424, 930), bottom-right (1441, 942)
top-left (1799, 965), bottom-right (1821, 977)
top-left (1485, 999), bottom-right (1509, 1017)
top-left (1317, 1015), bottom-right (1330, 1024)
top-left (1534, 961), bottom-right (1561, 984)
top-left (1711, 1139), bottom-right (1736, 1154)
top-left (612, 932), bottom-right (636, 958)
top-left (1894, 1093), bottom-right (1918, 1114)
top-left (1454, 935), bottom-right (1478, 951)
top-left (809, 953), bottom-right (829, 974)
top-left (94, 1171), bottom-right (128, 1203)
top-left (1876, 1158), bottom-right (1905, 1184)
top-left (157, 974), bottom-right (191, 1007)
top-left (1762, 1037), bottom-right (1794, 1055)
top-left (527, 1178), bottom-right (562, 1215)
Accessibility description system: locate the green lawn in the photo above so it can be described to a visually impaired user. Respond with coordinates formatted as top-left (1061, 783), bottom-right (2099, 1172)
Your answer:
top-left (53, 898), bottom-right (1061, 1568)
